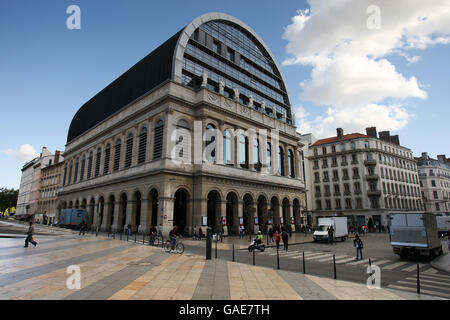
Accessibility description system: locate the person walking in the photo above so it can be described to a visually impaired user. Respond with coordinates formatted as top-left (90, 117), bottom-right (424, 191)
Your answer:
top-left (268, 227), bottom-right (274, 243)
top-left (274, 230), bottom-right (281, 250)
top-left (328, 226), bottom-right (335, 244)
top-left (79, 219), bottom-right (87, 236)
top-left (198, 226), bottom-right (204, 240)
top-left (353, 234), bottom-right (364, 260)
top-left (24, 221), bottom-right (37, 248)
top-left (239, 225), bottom-right (244, 239)
top-left (281, 229), bottom-right (289, 251)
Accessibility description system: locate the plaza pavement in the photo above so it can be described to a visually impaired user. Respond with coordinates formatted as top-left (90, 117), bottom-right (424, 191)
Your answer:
top-left (0, 228), bottom-right (444, 300)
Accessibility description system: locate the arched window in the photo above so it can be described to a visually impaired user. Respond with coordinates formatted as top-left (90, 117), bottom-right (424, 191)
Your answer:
top-left (95, 148), bottom-right (101, 177)
top-left (68, 160), bottom-right (73, 185)
top-left (87, 151), bottom-right (93, 179)
top-left (278, 147), bottom-right (285, 176)
top-left (176, 120), bottom-right (190, 162)
top-left (254, 139), bottom-right (261, 171)
top-left (223, 129), bottom-right (232, 165)
top-left (125, 133), bottom-right (133, 168)
top-left (113, 139), bottom-right (121, 171)
top-left (239, 135), bottom-right (248, 169)
top-left (138, 127), bottom-right (147, 164)
top-left (80, 156), bottom-right (85, 181)
top-left (104, 144), bottom-right (111, 174)
top-left (205, 123), bottom-right (216, 163)
top-left (74, 158), bottom-right (79, 183)
top-left (288, 149), bottom-right (294, 178)
top-left (266, 142), bottom-right (272, 171)
top-left (153, 119), bottom-right (164, 159)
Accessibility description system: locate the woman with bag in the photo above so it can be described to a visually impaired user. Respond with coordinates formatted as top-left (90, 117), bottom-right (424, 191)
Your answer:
top-left (24, 221), bottom-right (37, 248)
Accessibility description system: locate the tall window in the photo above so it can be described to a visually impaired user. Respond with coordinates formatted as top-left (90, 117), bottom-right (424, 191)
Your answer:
top-left (95, 148), bottom-right (101, 177)
top-left (153, 120), bottom-right (164, 160)
top-left (73, 158), bottom-right (79, 183)
top-left (104, 144), bottom-right (111, 174)
top-left (125, 133), bottom-right (133, 168)
top-left (223, 129), bottom-right (232, 165)
top-left (278, 147), bottom-right (285, 176)
top-left (138, 127), bottom-right (148, 164)
top-left (80, 156), bottom-right (85, 181)
top-left (68, 160), bottom-right (73, 185)
top-left (176, 120), bottom-right (190, 162)
top-left (266, 142), bottom-right (272, 171)
top-left (87, 152), bottom-right (93, 179)
top-left (205, 123), bottom-right (216, 163)
top-left (63, 165), bottom-right (67, 186)
top-left (254, 139), bottom-right (261, 171)
top-left (239, 135), bottom-right (248, 168)
top-left (288, 149), bottom-right (294, 178)
top-left (114, 140), bottom-right (121, 171)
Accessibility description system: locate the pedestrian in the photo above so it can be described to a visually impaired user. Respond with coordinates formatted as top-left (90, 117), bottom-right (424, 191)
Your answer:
top-left (127, 224), bottom-right (132, 236)
top-left (328, 226), bottom-right (334, 244)
top-left (281, 229), bottom-right (289, 251)
top-left (24, 221), bottom-right (37, 248)
top-left (274, 230), bottom-right (281, 250)
top-left (268, 227), bottom-right (274, 243)
top-left (353, 234), bottom-right (364, 260)
top-left (79, 218), bottom-right (87, 236)
top-left (239, 225), bottom-right (244, 239)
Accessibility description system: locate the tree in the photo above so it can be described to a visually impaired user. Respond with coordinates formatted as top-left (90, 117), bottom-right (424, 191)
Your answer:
top-left (0, 188), bottom-right (19, 215)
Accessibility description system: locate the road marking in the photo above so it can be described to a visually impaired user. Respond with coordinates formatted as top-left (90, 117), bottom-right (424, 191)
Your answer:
top-left (382, 261), bottom-right (409, 270)
top-left (348, 258), bottom-right (373, 266)
top-left (420, 273), bottom-right (450, 280)
top-left (422, 268), bottom-right (438, 275)
top-left (399, 280), bottom-right (450, 291)
top-left (335, 257), bottom-right (358, 264)
top-left (316, 255), bottom-right (348, 263)
top-left (404, 278), bottom-right (450, 289)
top-left (387, 285), bottom-right (449, 299)
top-left (370, 259), bottom-right (392, 266)
top-left (400, 264), bottom-right (426, 272)
top-left (304, 253), bottom-right (332, 261)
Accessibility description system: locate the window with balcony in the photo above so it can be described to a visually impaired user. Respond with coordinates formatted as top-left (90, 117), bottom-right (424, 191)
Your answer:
top-left (335, 199), bottom-right (341, 209)
top-left (345, 198), bottom-right (352, 209)
top-left (332, 157), bottom-right (338, 167)
top-left (326, 200), bottom-right (332, 210)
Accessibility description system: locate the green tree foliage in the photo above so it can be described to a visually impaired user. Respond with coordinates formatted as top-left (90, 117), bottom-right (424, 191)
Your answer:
top-left (0, 188), bottom-right (19, 214)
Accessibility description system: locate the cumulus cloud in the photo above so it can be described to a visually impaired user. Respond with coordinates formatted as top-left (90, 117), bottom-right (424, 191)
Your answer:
top-left (283, 0), bottom-right (450, 138)
top-left (5, 144), bottom-right (39, 162)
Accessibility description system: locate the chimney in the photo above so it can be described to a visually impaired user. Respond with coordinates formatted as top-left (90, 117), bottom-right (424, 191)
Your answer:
top-left (437, 154), bottom-right (446, 164)
top-left (337, 128), bottom-right (344, 140)
top-left (390, 135), bottom-right (400, 146)
top-left (421, 152), bottom-right (428, 160)
top-left (379, 131), bottom-right (390, 142)
top-left (54, 151), bottom-right (60, 164)
top-left (366, 127), bottom-right (377, 138)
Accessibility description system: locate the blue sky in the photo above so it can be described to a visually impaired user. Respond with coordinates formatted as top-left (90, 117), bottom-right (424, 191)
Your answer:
top-left (1, 0), bottom-right (449, 189)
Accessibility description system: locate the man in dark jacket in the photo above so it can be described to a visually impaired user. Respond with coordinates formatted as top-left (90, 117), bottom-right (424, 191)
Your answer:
top-left (24, 221), bottom-right (37, 248)
top-left (281, 230), bottom-right (289, 251)
top-left (354, 234), bottom-right (364, 260)
top-left (79, 219), bottom-right (87, 236)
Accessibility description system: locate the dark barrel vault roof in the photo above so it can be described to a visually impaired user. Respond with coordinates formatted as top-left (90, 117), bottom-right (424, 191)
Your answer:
top-left (66, 29), bottom-right (183, 143)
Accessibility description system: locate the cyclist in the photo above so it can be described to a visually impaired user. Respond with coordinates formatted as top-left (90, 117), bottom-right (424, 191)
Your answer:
top-left (169, 226), bottom-right (179, 250)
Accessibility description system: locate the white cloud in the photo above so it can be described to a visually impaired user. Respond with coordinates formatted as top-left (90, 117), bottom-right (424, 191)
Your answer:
top-left (283, 0), bottom-right (450, 138)
top-left (5, 144), bottom-right (39, 162)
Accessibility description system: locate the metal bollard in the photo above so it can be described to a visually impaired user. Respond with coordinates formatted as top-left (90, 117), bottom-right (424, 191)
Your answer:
top-left (108, 232), bottom-right (110, 238)
top-left (333, 254), bottom-right (337, 279)
top-left (134, 233), bottom-right (137, 243)
top-left (143, 234), bottom-right (145, 245)
top-left (417, 264), bottom-right (420, 294)
top-left (303, 251), bottom-right (306, 274)
top-left (253, 249), bottom-right (255, 266)
top-left (232, 243), bottom-right (235, 262)
top-left (206, 228), bottom-right (212, 260)
top-left (369, 258), bottom-right (372, 266)
top-left (277, 247), bottom-right (280, 270)
top-left (215, 237), bottom-right (218, 259)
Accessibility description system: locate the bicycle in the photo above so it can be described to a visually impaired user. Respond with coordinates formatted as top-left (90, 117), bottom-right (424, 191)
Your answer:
top-left (164, 236), bottom-right (184, 254)
top-left (149, 233), bottom-right (163, 246)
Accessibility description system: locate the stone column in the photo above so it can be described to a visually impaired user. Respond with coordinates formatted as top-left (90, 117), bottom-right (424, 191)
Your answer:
top-left (193, 198), bottom-right (208, 231)
top-left (159, 196), bottom-right (174, 238)
top-left (139, 198), bottom-right (150, 234)
top-left (248, 128), bottom-right (256, 171)
top-left (125, 200), bottom-right (134, 230)
top-left (112, 201), bottom-right (121, 232)
top-left (220, 200), bottom-right (227, 236)
top-left (252, 202), bottom-right (259, 234)
top-left (233, 133), bottom-right (240, 169)
top-left (101, 201), bottom-right (111, 232)
top-left (131, 127), bottom-right (139, 166)
top-left (163, 110), bottom-right (173, 160)
top-left (289, 203), bottom-right (296, 232)
top-left (260, 130), bottom-right (268, 173)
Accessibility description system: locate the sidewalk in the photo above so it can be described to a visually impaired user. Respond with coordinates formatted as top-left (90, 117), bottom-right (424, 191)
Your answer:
top-left (0, 232), bottom-right (444, 300)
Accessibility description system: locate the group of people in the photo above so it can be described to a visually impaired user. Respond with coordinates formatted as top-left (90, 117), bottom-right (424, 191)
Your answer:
top-left (267, 227), bottom-right (290, 251)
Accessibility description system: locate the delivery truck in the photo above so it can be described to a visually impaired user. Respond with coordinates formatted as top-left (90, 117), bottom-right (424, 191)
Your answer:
top-left (389, 212), bottom-right (443, 259)
top-left (59, 209), bottom-right (88, 229)
top-left (313, 217), bottom-right (348, 242)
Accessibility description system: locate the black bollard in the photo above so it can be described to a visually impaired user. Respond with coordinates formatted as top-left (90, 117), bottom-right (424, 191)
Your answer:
top-left (206, 227), bottom-right (212, 260)
top-left (143, 234), bottom-right (145, 245)
top-left (303, 251), bottom-right (306, 274)
top-left (369, 258), bottom-right (372, 266)
top-left (232, 243), bottom-right (235, 262)
top-left (417, 264), bottom-right (420, 294)
top-left (333, 254), bottom-right (337, 280)
top-left (253, 249), bottom-right (255, 266)
top-left (277, 247), bottom-right (280, 270)
top-left (134, 233), bottom-right (137, 243)
top-left (215, 237), bottom-right (218, 259)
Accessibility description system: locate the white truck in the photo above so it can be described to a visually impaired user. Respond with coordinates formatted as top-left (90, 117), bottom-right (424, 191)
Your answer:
top-left (389, 212), bottom-right (443, 259)
top-left (313, 217), bottom-right (348, 242)
top-left (436, 215), bottom-right (450, 237)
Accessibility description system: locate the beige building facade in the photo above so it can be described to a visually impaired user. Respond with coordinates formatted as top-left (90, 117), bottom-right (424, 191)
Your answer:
top-left (57, 13), bottom-right (307, 237)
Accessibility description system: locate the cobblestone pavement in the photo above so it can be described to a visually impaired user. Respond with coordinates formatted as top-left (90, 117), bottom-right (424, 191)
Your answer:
top-left (0, 230), bottom-right (445, 300)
